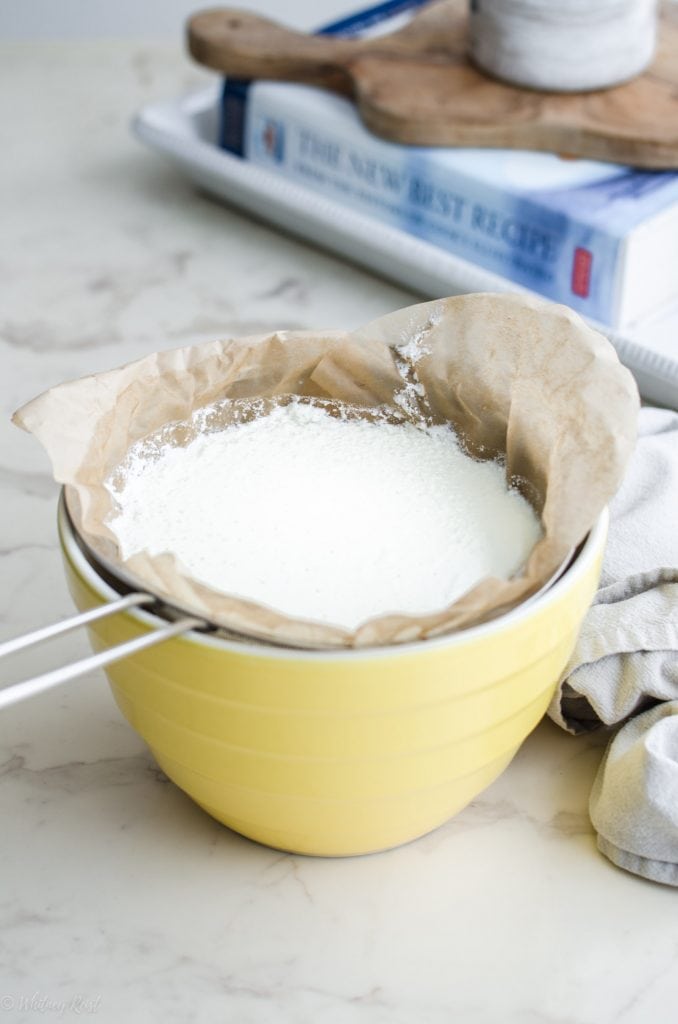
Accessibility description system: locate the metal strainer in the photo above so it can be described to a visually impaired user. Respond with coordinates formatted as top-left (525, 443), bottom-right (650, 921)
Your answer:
top-left (0, 491), bottom-right (575, 712)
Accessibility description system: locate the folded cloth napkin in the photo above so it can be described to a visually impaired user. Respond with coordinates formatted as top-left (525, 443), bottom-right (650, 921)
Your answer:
top-left (548, 407), bottom-right (678, 884)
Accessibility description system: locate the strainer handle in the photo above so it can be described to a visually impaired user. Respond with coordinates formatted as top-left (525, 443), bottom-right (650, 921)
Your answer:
top-left (0, 595), bottom-right (203, 711)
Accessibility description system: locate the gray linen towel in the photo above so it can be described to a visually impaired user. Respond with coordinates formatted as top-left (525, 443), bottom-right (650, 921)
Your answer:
top-left (548, 407), bottom-right (678, 884)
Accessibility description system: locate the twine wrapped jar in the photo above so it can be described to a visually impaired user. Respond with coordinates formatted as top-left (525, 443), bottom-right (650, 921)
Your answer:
top-left (469, 0), bottom-right (658, 92)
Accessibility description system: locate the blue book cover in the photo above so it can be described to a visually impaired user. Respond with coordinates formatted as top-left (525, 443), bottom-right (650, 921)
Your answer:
top-left (220, 0), bottom-right (678, 326)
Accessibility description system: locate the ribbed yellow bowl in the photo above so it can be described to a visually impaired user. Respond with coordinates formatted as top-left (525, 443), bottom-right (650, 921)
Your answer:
top-left (59, 506), bottom-right (606, 856)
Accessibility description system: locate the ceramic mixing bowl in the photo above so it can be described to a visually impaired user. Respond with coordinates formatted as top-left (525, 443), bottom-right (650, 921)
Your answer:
top-left (58, 501), bottom-right (607, 857)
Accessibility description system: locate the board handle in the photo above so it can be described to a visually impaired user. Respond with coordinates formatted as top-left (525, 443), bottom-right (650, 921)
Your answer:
top-left (187, 9), bottom-right (356, 86)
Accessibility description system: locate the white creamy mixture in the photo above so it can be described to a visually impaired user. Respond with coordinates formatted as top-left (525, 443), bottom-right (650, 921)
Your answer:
top-left (106, 402), bottom-right (542, 630)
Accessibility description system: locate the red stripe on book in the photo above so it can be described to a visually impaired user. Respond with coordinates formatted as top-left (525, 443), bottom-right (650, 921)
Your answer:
top-left (571, 247), bottom-right (592, 298)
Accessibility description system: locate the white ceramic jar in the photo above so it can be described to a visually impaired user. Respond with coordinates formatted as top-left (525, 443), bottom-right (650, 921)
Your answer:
top-left (469, 0), bottom-right (659, 92)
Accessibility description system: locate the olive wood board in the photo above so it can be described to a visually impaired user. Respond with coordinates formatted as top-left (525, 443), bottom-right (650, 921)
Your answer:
top-left (187, 0), bottom-right (678, 168)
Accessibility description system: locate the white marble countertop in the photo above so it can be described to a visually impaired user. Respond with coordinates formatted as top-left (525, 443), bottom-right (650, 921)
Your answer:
top-left (2, 30), bottom-right (678, 1024)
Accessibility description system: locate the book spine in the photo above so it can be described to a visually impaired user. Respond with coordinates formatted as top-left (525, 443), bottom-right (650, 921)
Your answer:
top-left (242, 86), bottom-right (622, 325)
top-left (220, 79), bottom-right (250, 156)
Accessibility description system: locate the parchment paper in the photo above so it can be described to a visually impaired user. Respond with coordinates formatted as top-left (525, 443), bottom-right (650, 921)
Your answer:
top-left (13, 293), bottom-right (639, 648)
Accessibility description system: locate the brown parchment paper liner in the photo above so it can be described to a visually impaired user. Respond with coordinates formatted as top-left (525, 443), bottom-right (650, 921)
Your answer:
top-left (13, 293), bottom-right (639, 648)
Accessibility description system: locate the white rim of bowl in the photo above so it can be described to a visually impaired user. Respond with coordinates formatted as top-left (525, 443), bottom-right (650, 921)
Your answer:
top-left (58, 502), bottom-right (608, 663)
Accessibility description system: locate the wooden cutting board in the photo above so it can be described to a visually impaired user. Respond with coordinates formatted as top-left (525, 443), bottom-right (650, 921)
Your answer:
top-left (187, 0), bottom-right (678, 168)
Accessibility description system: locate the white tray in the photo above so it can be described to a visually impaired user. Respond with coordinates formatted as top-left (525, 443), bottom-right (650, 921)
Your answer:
top-left (133, 86), bottom-right (678, 409)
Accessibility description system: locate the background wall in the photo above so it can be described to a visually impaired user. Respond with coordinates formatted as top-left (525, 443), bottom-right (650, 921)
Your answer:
top-left (0, 0), bottom-right (351, 39)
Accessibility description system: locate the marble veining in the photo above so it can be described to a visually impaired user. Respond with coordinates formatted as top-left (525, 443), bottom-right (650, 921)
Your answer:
top-left (1, 34), bottom-right (678, 1024)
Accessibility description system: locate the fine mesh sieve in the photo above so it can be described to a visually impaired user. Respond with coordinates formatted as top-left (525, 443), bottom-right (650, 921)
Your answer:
top-left (0, 490), bottom-right (576, 711)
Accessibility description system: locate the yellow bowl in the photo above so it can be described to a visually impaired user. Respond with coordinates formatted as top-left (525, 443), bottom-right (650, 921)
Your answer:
top-left (58, 504), bottom-right (607, 856)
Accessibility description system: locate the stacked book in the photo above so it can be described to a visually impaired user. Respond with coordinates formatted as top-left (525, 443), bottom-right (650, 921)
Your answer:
top-left (219, 0), bottom-right (678, 332)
